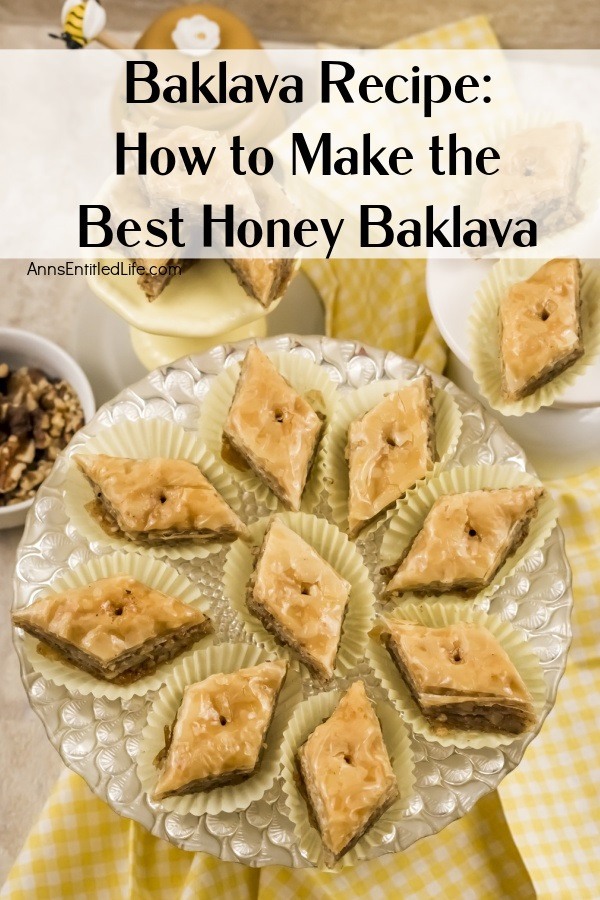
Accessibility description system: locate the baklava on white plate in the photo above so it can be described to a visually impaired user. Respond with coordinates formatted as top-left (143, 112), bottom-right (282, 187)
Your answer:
top-left (499, 258), bottom-right (583, 401)
top-left (476, 122), bottom-right (583, 244)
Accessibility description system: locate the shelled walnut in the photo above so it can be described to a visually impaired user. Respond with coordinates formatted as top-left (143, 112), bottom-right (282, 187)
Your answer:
top-left (0, 364), bottom-right (84, 507)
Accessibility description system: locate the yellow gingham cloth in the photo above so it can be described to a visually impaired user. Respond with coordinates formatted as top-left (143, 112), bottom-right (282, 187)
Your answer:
top-left (4, 17), bottom-right (599, 900)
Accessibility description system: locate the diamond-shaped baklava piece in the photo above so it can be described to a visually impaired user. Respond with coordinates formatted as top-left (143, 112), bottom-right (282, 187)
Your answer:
top-left (346, 375), bottom-right (436, 538)
top-left (379, 619), bottom-right (536, 734)
top-left (76, 455), bottom-right (247, 545)
top-left (223, 345), bottom-right (325, 510)
top-left (136, 259), bottom-right (297, 305)
top-left (247, 519), bottom-right (351, 682)
top-left (153, 659), bottom-right (288, 798)
top-left (296, 680), bottom-right (399, 866)
top-left (500, 259), bottom-right (583, 400)
top-left (477, 123), bottom-right (583, 239)
top-left (227, 259), bottom-right (297, 308)
top-left (384, 486), bottom-right (543, 597)
top-left (136, 258), bottom-right (194, 301)
top-left (12, 576), bottom-right (212, 683)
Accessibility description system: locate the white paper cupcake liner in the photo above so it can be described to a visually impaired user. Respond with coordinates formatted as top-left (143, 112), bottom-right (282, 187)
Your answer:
top-left (137, 642), bottom-right (302, 816)
top-left (469, 259), bottom-right (600, 415)
top-left (64, 417), bottom-right (246, 559)
top-left (366, 601), bottom-right (546, 749)
top-left (17, 551), bottom-right (212, 700)
top-left (198, 350), bottom-right (337, 511)
top-left (280, 688), bottom-right (414, 870)
top-left (380, 465), bottom-right (558, 599)
top-left (222, 511), bottom-right (375, 685)
top-left (322, 379), bottom-right (462, 535)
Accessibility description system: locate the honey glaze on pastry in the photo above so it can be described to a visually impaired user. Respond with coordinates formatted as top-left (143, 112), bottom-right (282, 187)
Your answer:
top-left (154, 659), bottom-right (288, 798)
top-left (12, 576), bottom-right (212, 683)
top-left (346, 375), bottom-right (436, 537)
top-left (379, 619), bottom-right (536, 734)
top-left (247, 518), bottom-right (351, 682)
top-left (227, 259), bottom-right (298, 308)
top-left (385, 486), bottom-right (543, 596)
top-left (76, 454), bottom-right (248, 544)
top-left (500, 258), bottom-right (583, 400)
top-left (223, 346), bottom-right (325, 510)
top-left (296, 681), bottom-right (399, 866)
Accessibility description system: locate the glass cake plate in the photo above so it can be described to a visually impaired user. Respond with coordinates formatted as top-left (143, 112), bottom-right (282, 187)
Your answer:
top-left (11, 335), bottom-right (572, 868)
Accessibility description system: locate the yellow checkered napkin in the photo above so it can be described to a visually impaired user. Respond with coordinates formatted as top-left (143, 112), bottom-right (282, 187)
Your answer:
top-left (304, 258), bottom-right (447, 374)
top-left (497, 467), bottom-right (600, 899)
top-left (1, 772), bottom-right (534, 900)
top-left (4, 16), bottom-right (598, 900)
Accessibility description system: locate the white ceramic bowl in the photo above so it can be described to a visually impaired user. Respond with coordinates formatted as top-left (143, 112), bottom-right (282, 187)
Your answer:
top-left (0, 328), bottom-right (96, 530)
top-left (446, 353), bottom-right (600, 478)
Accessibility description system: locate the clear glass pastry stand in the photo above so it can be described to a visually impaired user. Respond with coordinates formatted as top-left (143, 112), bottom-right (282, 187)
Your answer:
top-left (129, 318), bottom-right (267, 369)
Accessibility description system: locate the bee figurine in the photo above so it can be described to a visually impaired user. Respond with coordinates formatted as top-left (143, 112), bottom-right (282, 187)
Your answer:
top-left (50, 0), bottom-right (107, 49)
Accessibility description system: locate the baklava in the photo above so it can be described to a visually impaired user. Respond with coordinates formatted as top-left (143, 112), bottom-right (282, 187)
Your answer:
top-left (227, 258), bottom-right (298, 308)
top-left (296, 681), bottom-right (399, 866)
top-left (136, 258), bottom-right (194, 301)
top-left (346, 375), bottom-right (436, 538)
top-left (223, 346), bottom-right (325, 510)
top-left (384, 486), bottom-right (543, 597)
top-left (75, 454), bottom-right (248, 545)
top-left (247, 518), bottom-right (351, 682)
top-left (153, 659), bottom-right (288, 798)
top-left (500, 258), bottom-right (583, 400)
top-left (136, 258), bottom-right (297, 305)
top-left (12, 575), bottom-right (212, 683)
top-left (476, 122), bottom-right (583, 245)
top-left (378, 618), bottom-right (536, 734)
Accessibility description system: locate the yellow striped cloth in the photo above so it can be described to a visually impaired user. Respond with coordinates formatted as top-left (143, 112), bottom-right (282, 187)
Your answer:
top-left (4, 16), bottom-right (598, 899)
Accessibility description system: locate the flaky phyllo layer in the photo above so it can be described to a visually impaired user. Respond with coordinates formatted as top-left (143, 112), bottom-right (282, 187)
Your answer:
top-left (76, 454), bottom-right (247, 544)
top-left (296, 681), bottom-right (398, 865)
top-left (248, 518), bottom-right (350, 682)
top-left (384, 486), bottom-right (543, 596)
top-left (223, 346), bottom-right (325, 510)
top-left (154, 660), bottom-right (288, 798)
top-left (379, 619), bottom-right (536, 735)
top-left (346, 375), bottom-right (436, 538)
top-left (12, 575), bottom-right (212, 683)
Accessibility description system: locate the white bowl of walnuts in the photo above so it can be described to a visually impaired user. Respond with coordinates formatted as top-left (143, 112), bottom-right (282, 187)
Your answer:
top-left (0, 328), bottom-right (96, 530)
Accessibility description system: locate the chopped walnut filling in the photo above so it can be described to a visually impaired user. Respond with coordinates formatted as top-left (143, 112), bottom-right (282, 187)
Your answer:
top-left (0, 365), bottom-right (84, 506)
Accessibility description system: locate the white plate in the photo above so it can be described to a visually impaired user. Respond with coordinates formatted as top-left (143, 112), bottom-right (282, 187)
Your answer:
top-left (426, 256), bottom-right (600, 409)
